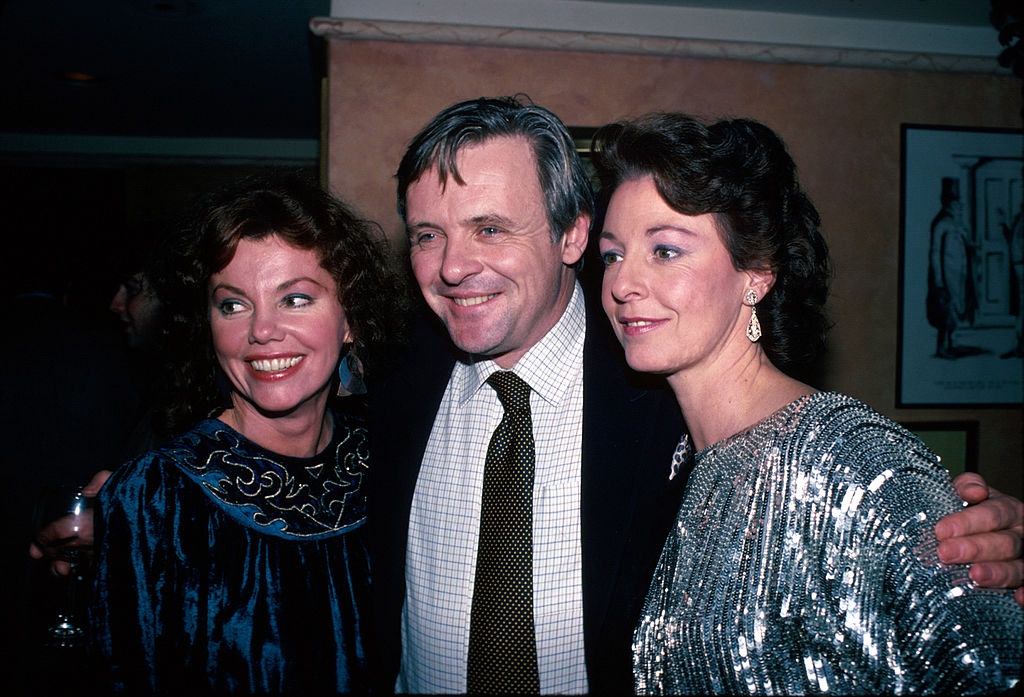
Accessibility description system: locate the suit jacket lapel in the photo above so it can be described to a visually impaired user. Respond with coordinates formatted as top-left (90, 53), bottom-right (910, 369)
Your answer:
top-left (367, 308), bottom-right (456, 691)
top-left (579, 297), bottom-right (686, 693)
top-left (579, 300), bottom-right (646, 662)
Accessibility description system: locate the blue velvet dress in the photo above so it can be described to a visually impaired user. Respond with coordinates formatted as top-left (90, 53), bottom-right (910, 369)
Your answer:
top-left (90, 410), bottom-right (370, 694)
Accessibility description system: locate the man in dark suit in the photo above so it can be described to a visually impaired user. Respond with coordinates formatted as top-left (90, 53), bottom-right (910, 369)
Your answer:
top-left (369, 97), bottom-right (684, 694)
top-left (369, 97), bottom-right (1024, 694)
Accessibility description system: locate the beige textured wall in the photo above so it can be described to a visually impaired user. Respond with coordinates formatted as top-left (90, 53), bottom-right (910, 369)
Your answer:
top-left (326, 39), bottom-right (1023, 496)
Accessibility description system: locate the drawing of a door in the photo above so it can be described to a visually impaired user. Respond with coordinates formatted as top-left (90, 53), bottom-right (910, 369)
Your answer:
top-left (959, 156), bottom-right (1022, 327)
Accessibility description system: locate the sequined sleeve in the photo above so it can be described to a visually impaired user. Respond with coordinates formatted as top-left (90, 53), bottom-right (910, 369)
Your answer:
top-left (633, 393), bottom-right (1021, 696)
top-left (806, 402), bottom-right (1021, 694)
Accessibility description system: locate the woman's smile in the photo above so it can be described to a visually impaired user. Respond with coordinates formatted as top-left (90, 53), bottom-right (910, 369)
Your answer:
top-left (246, 354), bottom-right (305, 379)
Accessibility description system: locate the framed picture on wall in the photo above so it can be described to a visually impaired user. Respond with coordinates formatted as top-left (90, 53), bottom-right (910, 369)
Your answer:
top-left (570, 126), bottom-right (598, 184)
top-left (897, 124), bottom-right (1024, 407)
top-left (899, 420), bottom-right (979, 477)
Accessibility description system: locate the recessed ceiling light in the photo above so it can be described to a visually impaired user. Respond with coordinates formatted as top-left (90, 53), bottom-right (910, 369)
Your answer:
top-left (58, 71), bottom-right (100, 84)
top-left (131, 0), bottom-right (197, 19)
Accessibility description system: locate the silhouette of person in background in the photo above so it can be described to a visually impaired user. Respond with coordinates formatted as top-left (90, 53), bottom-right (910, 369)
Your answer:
top-left (926, 178), bottom-right (975, 358)
top-left (105, 222), bottom-right (177, 457)
top-left (2, 231), bottom-right (142, 694)
top-left (110, 255), bottom-right (164, 351)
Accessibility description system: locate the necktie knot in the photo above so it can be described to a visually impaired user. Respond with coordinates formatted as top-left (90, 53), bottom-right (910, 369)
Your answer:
top-left (487, 371), bottom-right (531, 412)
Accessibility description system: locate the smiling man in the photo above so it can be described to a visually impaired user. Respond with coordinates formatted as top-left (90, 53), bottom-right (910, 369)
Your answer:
top-left (369, 98), bottom-right (685, 695)
top-left (367, 97), bottom-right (1024, 695)
top-left (405, 135), bottom-right (588, 368)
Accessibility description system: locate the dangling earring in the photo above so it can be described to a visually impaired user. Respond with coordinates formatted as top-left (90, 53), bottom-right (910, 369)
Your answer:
top-left (335, 344), bottom-right (367, 397)
top-left (744, 289), bottom-right (762, 343)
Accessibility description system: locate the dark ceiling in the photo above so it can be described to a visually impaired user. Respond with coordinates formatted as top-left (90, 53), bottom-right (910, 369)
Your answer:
top-left (0, 0), bottom-right (330, 140)
top-left (0, 0), bottom-right (1007, 142)
top-left (591, 0), bottom-right (992, 26)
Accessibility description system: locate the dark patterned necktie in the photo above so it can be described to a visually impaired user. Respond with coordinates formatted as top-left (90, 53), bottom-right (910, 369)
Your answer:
top-left (466, 370), bottom-right (539, 694)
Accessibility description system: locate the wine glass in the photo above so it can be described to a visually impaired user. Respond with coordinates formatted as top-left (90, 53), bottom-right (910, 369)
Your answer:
top-left (31, 484), bottom-right (93, 648)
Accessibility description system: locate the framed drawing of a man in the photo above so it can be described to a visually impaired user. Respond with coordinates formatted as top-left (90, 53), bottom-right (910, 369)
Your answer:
top-left (898, 124), bottom-right (1023, 407)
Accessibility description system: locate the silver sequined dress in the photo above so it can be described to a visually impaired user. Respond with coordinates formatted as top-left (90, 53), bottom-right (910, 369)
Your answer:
top-left (633, 392), bottom-right (1022, 695)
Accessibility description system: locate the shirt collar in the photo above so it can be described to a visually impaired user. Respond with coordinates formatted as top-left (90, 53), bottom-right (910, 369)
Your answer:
top-left (456, 282), bottom-right (586, 407)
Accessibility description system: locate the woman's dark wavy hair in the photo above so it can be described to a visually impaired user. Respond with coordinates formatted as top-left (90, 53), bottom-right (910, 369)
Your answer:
top-left (591, 113), bottom-right (832, 370)
top-left (154, 171), bottom-right (406, 435)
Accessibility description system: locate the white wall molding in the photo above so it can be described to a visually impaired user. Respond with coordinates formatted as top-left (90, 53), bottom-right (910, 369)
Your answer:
top-left (316, 0), bottom-right (1005, 75)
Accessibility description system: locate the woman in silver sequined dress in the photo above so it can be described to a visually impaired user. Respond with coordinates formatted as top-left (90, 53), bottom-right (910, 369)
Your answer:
top-left (591, 114), bottom-right (1022, 695)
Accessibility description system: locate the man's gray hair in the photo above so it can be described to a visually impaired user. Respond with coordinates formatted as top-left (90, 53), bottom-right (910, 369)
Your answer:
top-left (396, 96), bottom-right (594, 242)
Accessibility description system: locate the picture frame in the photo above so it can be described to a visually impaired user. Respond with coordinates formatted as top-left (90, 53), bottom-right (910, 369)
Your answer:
top-left (569, 126), bottom-right (597, 156)
top-left (897, 124), bottom-right (1024, 407)
top-left (900, 420), bottom-right (979, 477)
top-left (570, 126), bottom-right (598, 187)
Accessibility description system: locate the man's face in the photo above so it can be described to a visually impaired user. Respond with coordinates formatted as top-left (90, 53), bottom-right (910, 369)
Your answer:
top-left (109, 272), bottom-right (162, 350)
top-left (405, 136), bottom-right (588, 368)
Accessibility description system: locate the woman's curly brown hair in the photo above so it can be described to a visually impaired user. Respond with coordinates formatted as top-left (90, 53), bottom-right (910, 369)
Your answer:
top-left (153, 170), bottom-right (407, 435)
top-left (591, 113), bottom-right (832, 372)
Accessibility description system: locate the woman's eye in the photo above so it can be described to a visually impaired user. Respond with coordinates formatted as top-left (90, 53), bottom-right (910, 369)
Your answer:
top-left (654, 246), bottom-right (679, 260)
top-left (217, 299), bottom-right (245, 315)
top-left (600, 251), bottom-right (622, 266)
top-left (283, 294), bottom-right (313, 308)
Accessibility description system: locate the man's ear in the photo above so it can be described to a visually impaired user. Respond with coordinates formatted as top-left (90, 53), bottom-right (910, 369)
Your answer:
top-left (560, 214), bottom-right (590, 267)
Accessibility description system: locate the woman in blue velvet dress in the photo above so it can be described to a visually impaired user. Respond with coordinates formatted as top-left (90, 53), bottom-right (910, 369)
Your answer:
top-left (90, 173), bottom-right (402, 694)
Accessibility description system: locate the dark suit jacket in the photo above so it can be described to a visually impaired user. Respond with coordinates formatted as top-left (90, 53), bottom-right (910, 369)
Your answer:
top-left (367, 294), bottom-right (686, 694)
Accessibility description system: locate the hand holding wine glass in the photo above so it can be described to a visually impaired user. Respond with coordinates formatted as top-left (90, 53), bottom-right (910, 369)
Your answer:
top-left (29, 470), bottom-right (108, 575)
top-left (31, 484), bottom-right (96, 647)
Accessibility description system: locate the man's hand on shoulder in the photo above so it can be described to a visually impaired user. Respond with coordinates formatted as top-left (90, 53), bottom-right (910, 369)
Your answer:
top-left (934, 473), bottom-right (1024, 606)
